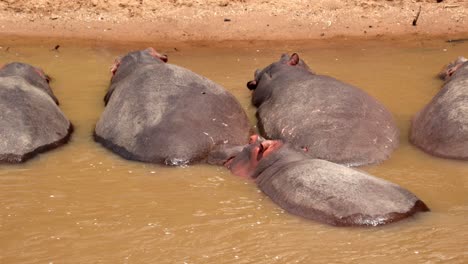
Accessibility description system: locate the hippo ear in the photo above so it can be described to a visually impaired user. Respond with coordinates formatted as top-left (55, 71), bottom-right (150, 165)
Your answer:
top-left (288, 53), bottom-right (300, 66)
top-left (110, 57), bottom-right (122, 75)
top-left (160, 55), bottom-right (168, 63)
top-left (146, 47), bottom-right (168, 63)
top-left (33, 67), bottom-right (49, 82)
top-left (247, 80), bottom-right (257, 90)
top-left (441, 62), bottom-right (464, 80)
top-left (44, 74), bottom-right (52, 84)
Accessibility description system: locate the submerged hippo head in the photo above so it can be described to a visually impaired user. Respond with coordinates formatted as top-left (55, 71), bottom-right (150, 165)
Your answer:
top-left (223, 135), bottom-right (284, 178)
top-left (110, 47), bottom-right (168, 80)
top-left (216, 135), bottom-right (430, 227)
top-left (0, 62), bottom-right (58, 104)
top-left (246, 53), bottom-right (312, 90)
top-left (104, 48), bottom-right (168, 104)
top-left (438, 56), bottom-right (468, 81)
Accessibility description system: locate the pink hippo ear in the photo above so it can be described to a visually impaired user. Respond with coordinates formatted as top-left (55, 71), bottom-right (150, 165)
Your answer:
top-left (146, 47), bottom-right (168, 63)
top-left (33, 67), bottom-right (50, 83)
top-left (44, 74), bottom-right (51, 83)
top-left (446, 63), bottom-right (464, 78)
top-left (110, 57), bottom-right (122, 76)
top-left (439, 56), bottom-right (467, 80)
top-left (287, 53), bottom-right (300, 66)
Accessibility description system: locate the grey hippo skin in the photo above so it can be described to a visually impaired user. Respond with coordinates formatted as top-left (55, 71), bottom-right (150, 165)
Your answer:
top-left (0, 62), bottom-right (73, 163)
top-left (215, 136), bottom-right (429, 227)
top-left (94, 48), bottom-right (251, 165)
top-left (410, 57), bottom-right (468, 160)
top-left (246, 53), bottom-right (399, 166)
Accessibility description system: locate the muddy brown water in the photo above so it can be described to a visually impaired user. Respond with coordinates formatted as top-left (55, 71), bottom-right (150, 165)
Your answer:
top-left (0, 37), bottom-right (467, 264)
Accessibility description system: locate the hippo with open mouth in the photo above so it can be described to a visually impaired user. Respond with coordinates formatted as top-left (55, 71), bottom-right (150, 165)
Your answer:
top-left (210, 135), bottom-right (429, 227)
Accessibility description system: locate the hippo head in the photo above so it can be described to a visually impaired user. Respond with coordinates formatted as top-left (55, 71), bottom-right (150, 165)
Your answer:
top-left (246, 53), bottom-right (312, 90)
top-left (110, 47), bottom-right (168, 81)
top-left (0, 62), bottom-right (50, 87)
top-left (0, 62), bottom-right (58, 104)
top-left (224, 135), bottom-right (284, 178)
top-left (438, 56), bottom-right (468, 81)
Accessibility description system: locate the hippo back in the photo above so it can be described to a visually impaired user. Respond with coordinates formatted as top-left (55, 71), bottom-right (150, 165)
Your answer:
top-left (254, 147), bottom-right (428, 226)
top-left (0, 76), bottom-right (72, 163)
top-left (256, 71), bottom-right (399, 166)
top-left (0, 62), bottom-right (58, 104)
top-left (410, 62), bottom-right (468, 160)
top-left (95, 62), bottom-right (251, 165)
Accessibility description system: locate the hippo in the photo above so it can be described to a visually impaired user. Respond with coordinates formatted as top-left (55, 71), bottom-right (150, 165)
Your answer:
top-left (210, 136), bottom-right (429, 227)
top-left (0, 62), bottom-right (73, 163)
top-left (94, 48), bottom-right (252, 165)
top-left (246, 53), bottom-right (399, 166)
top-left (410, 56), bottom-right (468, 160)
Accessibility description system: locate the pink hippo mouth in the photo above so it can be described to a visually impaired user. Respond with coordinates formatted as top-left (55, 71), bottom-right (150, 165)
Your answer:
top-left (226, 135), bottom-right (283, 178)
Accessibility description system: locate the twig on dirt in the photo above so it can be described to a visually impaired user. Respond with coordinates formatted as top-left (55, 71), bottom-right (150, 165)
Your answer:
top-left (444, 5), bottom-right (460, 8)
top-left (51, 45), bottom-right (60, 52)
top-left (446, 38), bottom-right (468, 43)
top-left (5, 47), bottom-right (10, 52)
top-left (412, 6), bottom-right (422, 26)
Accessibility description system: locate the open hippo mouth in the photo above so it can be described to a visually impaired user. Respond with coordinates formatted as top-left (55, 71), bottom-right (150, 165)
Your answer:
top-left (225, 135), bottom-right (283, 178)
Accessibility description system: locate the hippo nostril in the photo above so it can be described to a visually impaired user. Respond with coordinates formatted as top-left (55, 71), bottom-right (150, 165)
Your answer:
top-left (247, 80), bottom-right (257, 90)
top-left (258, 143), bottom-right (264, 153)
top-left (256, 145), bottom-right (264, 161)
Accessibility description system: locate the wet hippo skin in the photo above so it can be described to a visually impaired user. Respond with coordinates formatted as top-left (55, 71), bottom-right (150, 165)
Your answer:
top-left (0, 62), bottom-right (73, 163)
top-left (410, 56), bottom-right (468, 160)
top-left (94, 48), bottom-right (252, 165)
top-left (246, 53), bottom-right (399, 166)
top-left (213, 136), bottom-right (429, 227)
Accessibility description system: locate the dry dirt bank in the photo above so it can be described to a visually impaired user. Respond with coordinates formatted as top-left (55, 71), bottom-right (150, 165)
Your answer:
top-left (0, 0), bottom-right (467, 43)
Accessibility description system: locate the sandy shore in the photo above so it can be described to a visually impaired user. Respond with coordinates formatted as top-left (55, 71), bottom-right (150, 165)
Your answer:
top-left (0, 0), bottom-right (467, 43)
